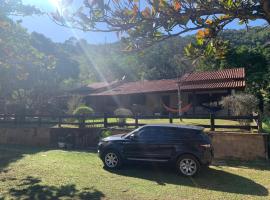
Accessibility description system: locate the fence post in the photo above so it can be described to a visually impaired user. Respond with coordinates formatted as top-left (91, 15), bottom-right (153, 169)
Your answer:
top-left (38, 116), bottom-right (42, 127)
top-left (210, 113), bottom-right (215, 131)
top-left (257, 114), bottom-right (263, 133)
top-left (14, 114), bottom-right (17, 127)
top-left (104, 113), bottom-right (108, 128)
top-left (80, 115), bottom-right (86, 128)
top-left (169, 113), bottom-right (173, 124)
top-left (58, 117), bottom-right (62, 128)
top-left (135, 115), bottom-right (139, 128)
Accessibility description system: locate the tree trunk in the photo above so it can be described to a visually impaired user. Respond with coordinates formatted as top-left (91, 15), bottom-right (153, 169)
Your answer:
top-left (262, 0), bottom-right (270, 24)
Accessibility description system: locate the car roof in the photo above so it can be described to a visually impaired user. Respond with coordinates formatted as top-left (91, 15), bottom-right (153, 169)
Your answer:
top-left (142, 124), bottom-right (204, 131)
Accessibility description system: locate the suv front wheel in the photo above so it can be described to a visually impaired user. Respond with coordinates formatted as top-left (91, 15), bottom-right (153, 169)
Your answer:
top-left (102, 151), bottom-right (122, 169)
top-left (177, 155), bottom-right (200, 177)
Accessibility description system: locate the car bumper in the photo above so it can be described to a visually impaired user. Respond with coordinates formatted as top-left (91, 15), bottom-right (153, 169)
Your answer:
top-left (201, 148), bottom-right (214, 165)
top-left (97, 143), bottom-right (103, 158)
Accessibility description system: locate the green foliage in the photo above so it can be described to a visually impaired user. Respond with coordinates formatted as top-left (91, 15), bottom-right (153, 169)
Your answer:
top-left (0, 17), bottom-right (57, 114)
top-left (114, 108), bottom-right (133, 126)
top-left (221, 93), bottom-right (259, 115)
top-left (60, 36), bottom-right (193, 82)
top-left (100, 130), bottom-right (112, 138)
top-left (263, 117), bottom-right (270, 133)
top-left (221, 93), bottom-right (258, 125)
top-left (52, 0), bottom-right (270, 52)
top-left (0, 2), bottom-right (80, 114)
top-left (114, 108), bottom-right (133, 116)
top-left (67, 95), bottom-right (84, 114)
top-left (73, 105), bottom-right (95, 115)
top-left (0, 0), bottom-right (41, 17)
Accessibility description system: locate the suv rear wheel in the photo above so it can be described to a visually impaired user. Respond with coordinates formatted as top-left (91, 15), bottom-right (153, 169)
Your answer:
top-left (177, 155), bottom-right (200, 176)
top-left (102, 151), bottom-right (122, 169)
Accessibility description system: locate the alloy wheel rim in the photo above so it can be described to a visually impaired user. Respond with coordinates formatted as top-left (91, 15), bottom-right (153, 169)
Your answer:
top-left (179, 158), bottom-right (197, 176)
top-left (105, 153), bottom-right (118, 168)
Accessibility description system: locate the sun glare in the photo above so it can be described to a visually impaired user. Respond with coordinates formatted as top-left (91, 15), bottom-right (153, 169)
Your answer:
top-left (48, 0), bottom-right (62, 10)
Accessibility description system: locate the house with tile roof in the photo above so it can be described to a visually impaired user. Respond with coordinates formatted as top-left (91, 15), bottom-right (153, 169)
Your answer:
top-left (72, 68), bottom-right (246, 116)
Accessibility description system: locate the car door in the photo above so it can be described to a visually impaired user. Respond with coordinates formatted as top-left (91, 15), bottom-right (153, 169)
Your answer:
top-left (155, 127), bottom-right (177, 160)
top-left (122, 127), bottom-right (160, 160)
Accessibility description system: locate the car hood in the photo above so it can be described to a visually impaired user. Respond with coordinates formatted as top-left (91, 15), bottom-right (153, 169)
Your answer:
top-left (102, 134), bottom-right (126, 142)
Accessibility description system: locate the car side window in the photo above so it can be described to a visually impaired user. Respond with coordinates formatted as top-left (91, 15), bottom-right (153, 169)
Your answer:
top-left (156, 127), bottom-right (178, 140)
top-left (137, 127), bottom-right (158, 139)
top-left (157, 127), bottom-right (196, 140)
top-left (138, 127), bottom-right (169, 141)
top-left (173, 128), bottom-right (198, 139)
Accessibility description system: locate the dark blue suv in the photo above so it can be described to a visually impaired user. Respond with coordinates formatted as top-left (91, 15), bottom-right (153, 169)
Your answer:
top-left (98, 124), bottom-right (213, 176)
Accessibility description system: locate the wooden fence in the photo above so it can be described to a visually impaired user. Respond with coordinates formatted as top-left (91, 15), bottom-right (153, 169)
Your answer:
top-left (0, 113), bottom-right (262, 132)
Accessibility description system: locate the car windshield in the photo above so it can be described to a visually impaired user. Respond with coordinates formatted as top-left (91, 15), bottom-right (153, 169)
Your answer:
top-left (121, 127), bottom-right (141, 138)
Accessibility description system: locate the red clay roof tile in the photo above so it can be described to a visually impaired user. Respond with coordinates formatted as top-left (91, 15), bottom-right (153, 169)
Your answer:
top-left (90, 79), bottom-right (178, 96)
top-left (89, 68), bottom-right (245, 96)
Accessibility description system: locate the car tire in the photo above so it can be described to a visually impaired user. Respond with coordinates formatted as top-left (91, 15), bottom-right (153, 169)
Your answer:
top-left (177, 155), bottom-right (201, 177)
top-left (102, 150), bottom-right (122, 170)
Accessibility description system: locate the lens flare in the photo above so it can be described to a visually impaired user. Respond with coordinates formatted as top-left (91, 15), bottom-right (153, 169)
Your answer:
top-left (48, 0), bottom-right (62, 10)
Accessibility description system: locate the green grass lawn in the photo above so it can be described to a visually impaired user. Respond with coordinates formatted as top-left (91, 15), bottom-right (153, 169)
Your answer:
top-left (0, 145), bottom-right (269, 200)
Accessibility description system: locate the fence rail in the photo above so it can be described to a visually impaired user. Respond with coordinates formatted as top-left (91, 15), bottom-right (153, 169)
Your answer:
top-left (0, 113), bottom-right (262, 132)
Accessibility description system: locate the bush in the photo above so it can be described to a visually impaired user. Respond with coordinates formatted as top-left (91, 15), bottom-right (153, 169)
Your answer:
top-left (72, 105), bottom-right (95, 128)
top-left (73, 105), bottom-right (95, 115)
top-left (114, 108), bottom-right (133, 116)
top-left (100, 130), bottom-right (112, 138)
top-left (67, 95), bottom-right (84, 114)
top-left (114, 108), bottom-right (133, 127)
top-left (221, 93), bottom-right (258, 126)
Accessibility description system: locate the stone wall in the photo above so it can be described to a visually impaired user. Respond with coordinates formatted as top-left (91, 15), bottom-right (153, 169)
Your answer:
top-left (0, 128), bottom-right (102, 148)
top-left (0, 127), bottom-right (268, 160)
top-left (0, 128), bottom-right (51, 147)
top-left (208, 132), bottom-right (268, 160)
top-left (50, 128), bottom-right (102, 148)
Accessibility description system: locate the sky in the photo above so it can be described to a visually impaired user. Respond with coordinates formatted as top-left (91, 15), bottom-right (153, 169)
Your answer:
top-left (21, 0), bottom-right (118, 44)
top-left (20, 0), bottom-right (268, 44)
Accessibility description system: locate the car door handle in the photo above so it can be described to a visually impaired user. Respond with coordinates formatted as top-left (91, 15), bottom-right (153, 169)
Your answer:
top-left (122, 141), bottom-right (133, 144)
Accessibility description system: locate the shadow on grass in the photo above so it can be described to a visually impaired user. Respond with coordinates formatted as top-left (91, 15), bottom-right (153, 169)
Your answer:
top-left (107, 163), bottom-right (268, 197)
top-left (0, 145), bottom-right (46, 174)
top-left (7, 176), bottom-right (104, 200)
top-left (213, 159), bottom-right (270, 171)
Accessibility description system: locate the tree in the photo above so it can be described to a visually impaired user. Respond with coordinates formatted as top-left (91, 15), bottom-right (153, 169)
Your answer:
top-left (0, 23), bottom-right (60, 114)
top-left (0, 16), bottom-right (79, 114)
top-left (52, 0), bottom-right (269, 51)
top-left (0, 0), bottom-right (41, 17)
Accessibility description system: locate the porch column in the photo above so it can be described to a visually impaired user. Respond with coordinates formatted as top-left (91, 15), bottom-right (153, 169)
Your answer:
top-left (227, 89), bottom-right (231, 116)
top-left (192, 92), bottom-right (196, 115)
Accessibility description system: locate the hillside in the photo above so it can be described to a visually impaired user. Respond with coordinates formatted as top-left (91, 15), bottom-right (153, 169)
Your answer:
top-left (53, 27), bottom-right (270, 84)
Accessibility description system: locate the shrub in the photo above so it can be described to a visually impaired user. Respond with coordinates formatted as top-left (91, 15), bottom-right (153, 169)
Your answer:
top-left (73, 105), bottom-right (95, 115)
top-left (221, 93), bottom-right (258, 126)
top-left (67, 95), bottom-right (84, 114)
top-left (72, 105), bottom-right (95, 128)
top-left (114, 108), bottom-right (133, 127)
top-left (114, 108), bottom-right (133, 116)
top-left (100, 130), bottom-right (112, 138)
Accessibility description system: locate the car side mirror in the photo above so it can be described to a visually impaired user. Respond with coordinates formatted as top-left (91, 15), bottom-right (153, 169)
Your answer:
top-left (129, 134), bottom-right (138, 140)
